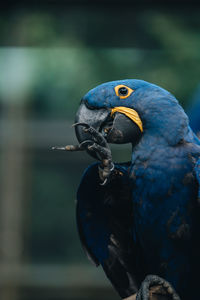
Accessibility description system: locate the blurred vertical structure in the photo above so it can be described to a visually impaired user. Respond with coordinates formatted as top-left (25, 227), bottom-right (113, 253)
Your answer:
top-left (0, 104), bottom-right (26, 300)
top-left (0, 50), bottom-right (33, 300)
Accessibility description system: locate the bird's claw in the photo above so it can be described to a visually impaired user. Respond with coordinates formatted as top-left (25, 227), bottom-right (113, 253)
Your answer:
top-left (87, 142), bottom-right (111, 159)
top-left (80, 129), bottom-right (114, 184)
top-left (99, 160), bottom-right (114, 185)
top-left (136, 275), bottom-right (181, 300)
top-left (85, 141), bottom-right (114, 185)
top-left (79, 140), bottom-right (94, 148)
top-left (72, 122), bottom-right (90, 128)
top-left (73, 122), bottom-right (108, 147)
top-left (55, 123), bottom-right (114, 184)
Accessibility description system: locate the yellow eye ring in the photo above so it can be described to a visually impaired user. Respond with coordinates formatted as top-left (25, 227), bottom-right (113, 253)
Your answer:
top-left (114, 85), bottom-right (134, 99)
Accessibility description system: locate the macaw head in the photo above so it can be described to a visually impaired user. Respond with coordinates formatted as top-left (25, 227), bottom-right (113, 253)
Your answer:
top-left (75, 79), bottom-right (189, 156)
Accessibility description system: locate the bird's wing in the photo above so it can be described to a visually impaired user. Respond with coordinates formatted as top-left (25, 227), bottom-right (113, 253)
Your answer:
top-left (76, 162), bottom-right (140, 298)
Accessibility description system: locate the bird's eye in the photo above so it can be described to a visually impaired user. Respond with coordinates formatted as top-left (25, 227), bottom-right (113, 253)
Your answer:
top-left (115, 85), bottom-right (134, 99)
top-left (118, 87), bottom-right (128, 96)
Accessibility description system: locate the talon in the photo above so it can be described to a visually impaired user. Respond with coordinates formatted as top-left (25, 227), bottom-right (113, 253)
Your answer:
top-left (79, 140), bottom-right (94, 148)
top-left (88, 143), bottom-right (95, 150)
top-left (100, 178), bottom-right (108, 186)
top-left (72, 122), bottom-right (90, 128)
top-left (84, 127), bottom-right (95, 134)
top-left (83, 127), bottom-right (92, 133)
top-left (110, 162), bottom-right (115, 172)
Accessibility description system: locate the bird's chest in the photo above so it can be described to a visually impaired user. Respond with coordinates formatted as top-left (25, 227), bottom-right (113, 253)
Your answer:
top-left (130, 155), bottom-right (198, 272)
top-left (131, 157), bottom-right (186, 205)
top-left (130, 153), bottom-right (195, 214)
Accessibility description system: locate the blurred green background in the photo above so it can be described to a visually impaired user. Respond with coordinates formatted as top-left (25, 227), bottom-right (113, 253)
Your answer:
top-left (0, 1), bottom-right (200, 300)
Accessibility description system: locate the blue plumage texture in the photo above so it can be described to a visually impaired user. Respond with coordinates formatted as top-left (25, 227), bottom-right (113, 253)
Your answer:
top-left (76, 80), bottom-right (200, 299)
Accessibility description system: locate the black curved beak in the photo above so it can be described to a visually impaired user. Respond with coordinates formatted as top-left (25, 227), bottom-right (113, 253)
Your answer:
top-left (75, 102), bottom-right (111, 145)
top-left (75, 102), bottom-right (142, 158)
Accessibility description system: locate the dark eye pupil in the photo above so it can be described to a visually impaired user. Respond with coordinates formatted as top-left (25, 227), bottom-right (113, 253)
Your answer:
top-left (118, 87), bottom-right (128, 96)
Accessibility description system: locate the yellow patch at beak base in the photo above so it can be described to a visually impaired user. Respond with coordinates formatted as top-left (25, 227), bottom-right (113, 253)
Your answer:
top-left (111, 106), bottom-right (143, 132)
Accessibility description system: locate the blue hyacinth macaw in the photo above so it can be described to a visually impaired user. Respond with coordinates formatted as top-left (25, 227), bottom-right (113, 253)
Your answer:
top-left (54, 80), bottom-right (200, 300)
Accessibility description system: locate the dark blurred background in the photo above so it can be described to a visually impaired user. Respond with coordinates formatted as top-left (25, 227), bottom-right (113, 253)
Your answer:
top-left (0, 1), bottom-right (200, 299)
